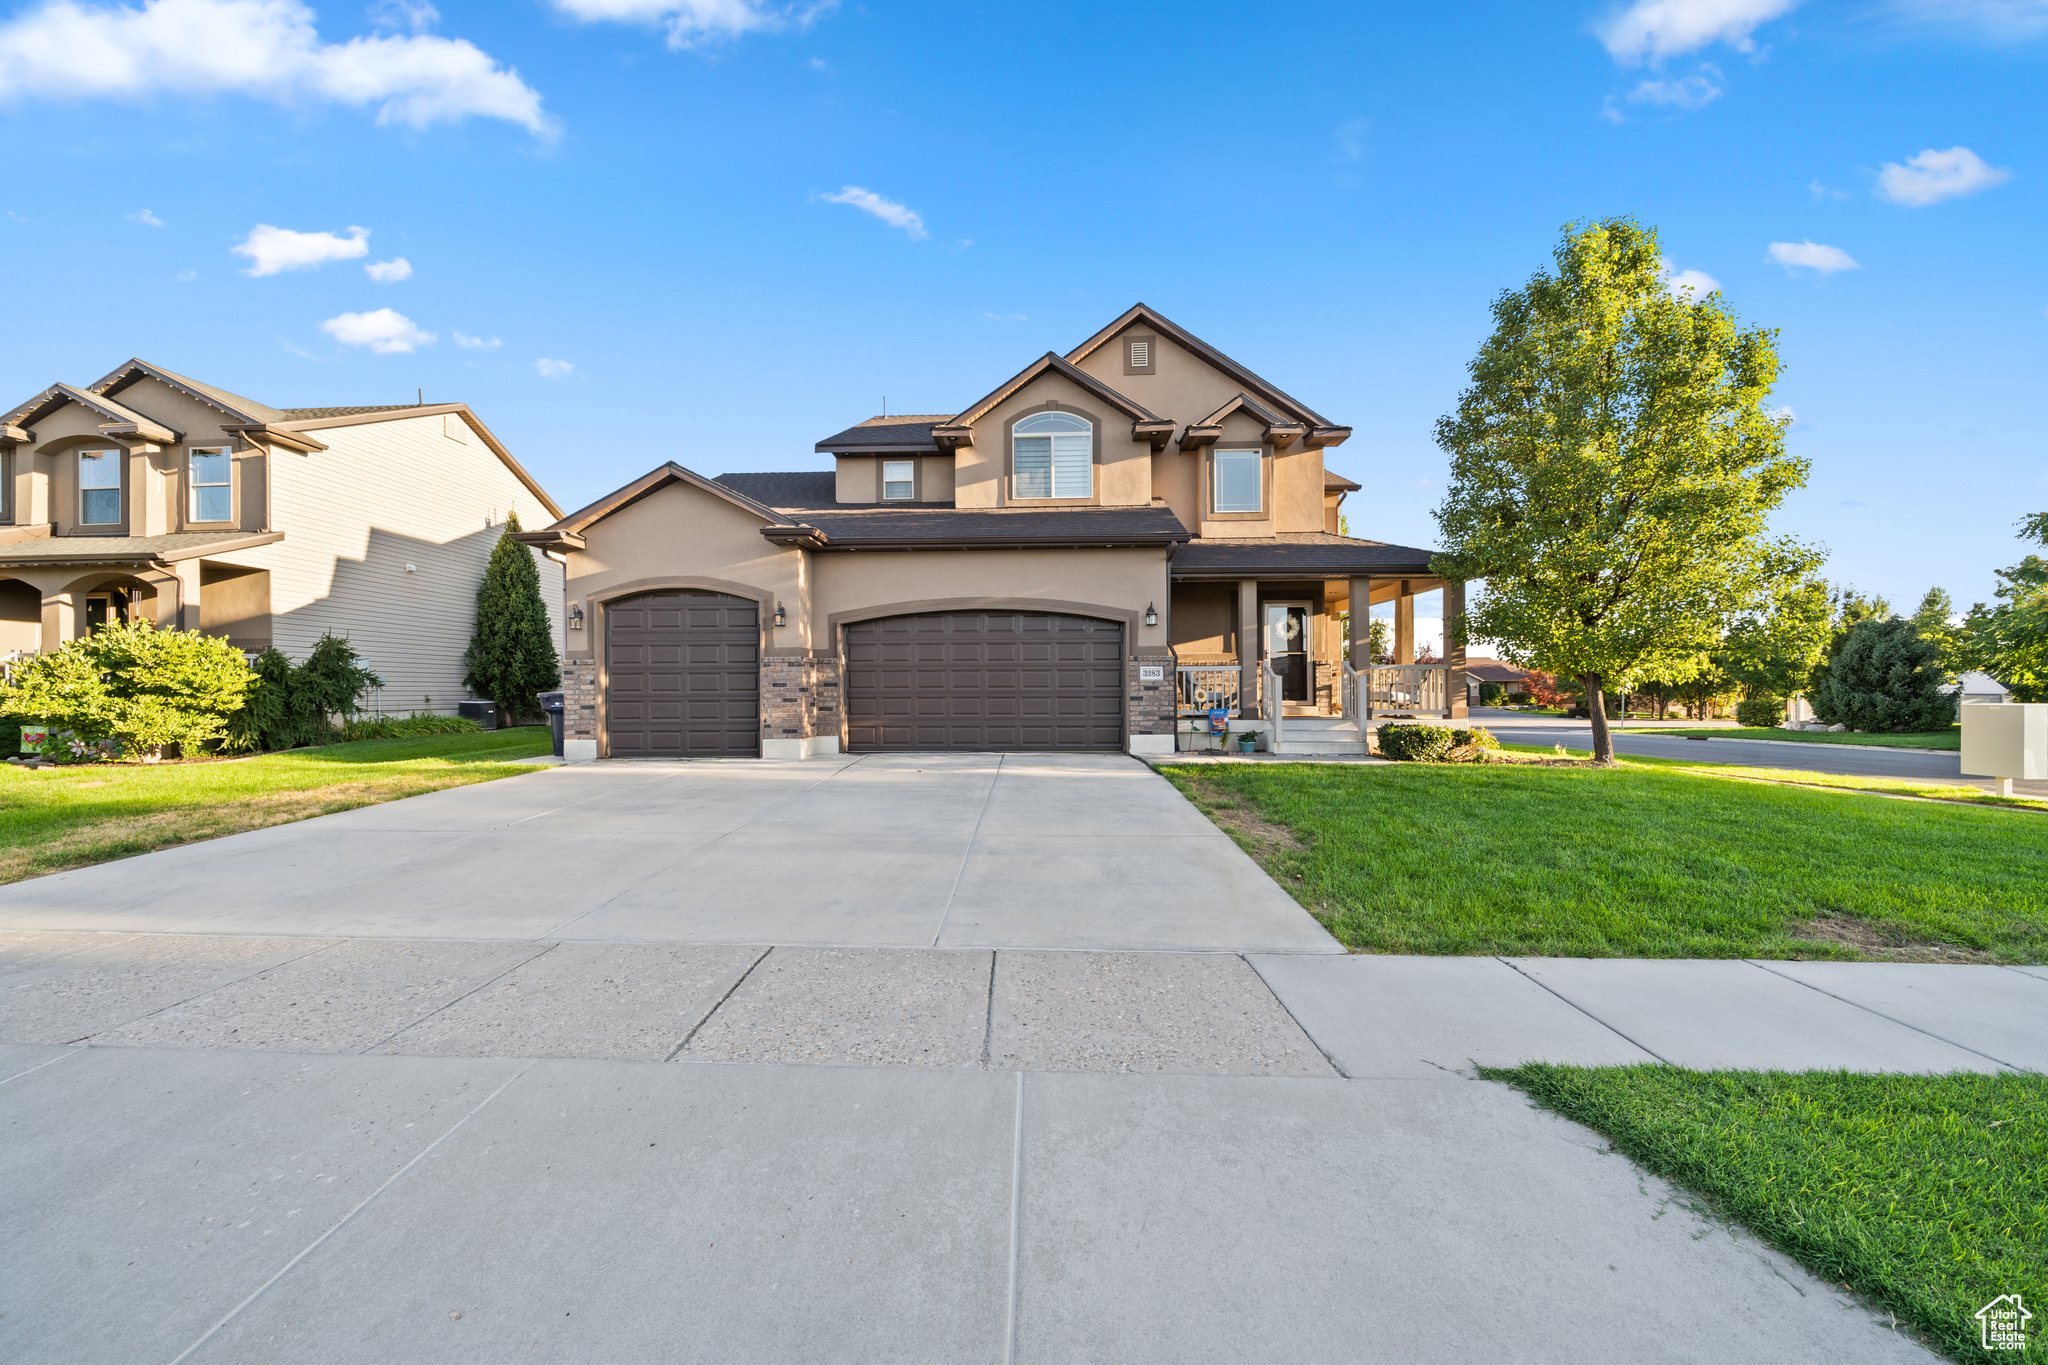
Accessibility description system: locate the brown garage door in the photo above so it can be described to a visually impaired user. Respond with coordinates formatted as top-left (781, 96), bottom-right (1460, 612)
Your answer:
top-left (606, 590), bottom-right (759, 757)
top-left (844, 610), bottom-right (1124, 751)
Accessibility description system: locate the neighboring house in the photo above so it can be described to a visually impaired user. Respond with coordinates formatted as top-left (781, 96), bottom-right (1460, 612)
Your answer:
top-left (1462, 658), bottom-right (1531, 703)
top-left (517, 304), bottom-right (1465, 761)
top-left (1949, 670), bottom-right (2011, 705)
top-left (0, 360), bottom-right (564, 715)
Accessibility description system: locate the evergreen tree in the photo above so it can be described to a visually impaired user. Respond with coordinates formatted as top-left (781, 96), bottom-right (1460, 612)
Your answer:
top-left (1809, 618), bottom-right (1955, 732)
top-left (1431, 218), bottom-right (1820, 762)
top-left (464, 512), bottom-right (560, 722)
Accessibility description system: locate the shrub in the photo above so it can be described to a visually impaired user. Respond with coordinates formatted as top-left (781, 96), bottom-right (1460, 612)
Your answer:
top-left (1735, 696), bottom-right (1785, 727)
top-left (1377, 723), bottom-right (1456, 762)
top-left (1450, 726), bottom-right (1500, 755)
top-left (222, 636), bottom-right (384, 753)
top-left (1478, 680), bottom-right (1506, 705)
top-left (338, 713), bottom-right (483, 742)
top-left (0, 620), bottom-right (255, 759)
top-left (1809, 618), bottom-right (1956, 732)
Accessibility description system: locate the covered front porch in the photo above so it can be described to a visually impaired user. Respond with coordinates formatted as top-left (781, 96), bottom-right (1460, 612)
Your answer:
top-left (0, 529), bottom-right (279, 661)
top-left (1166, 554), bottom-right (1468, 754)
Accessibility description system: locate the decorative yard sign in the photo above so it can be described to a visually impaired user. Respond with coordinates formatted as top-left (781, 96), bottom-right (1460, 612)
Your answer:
top-left (18, 725), bottom-right (46, 754)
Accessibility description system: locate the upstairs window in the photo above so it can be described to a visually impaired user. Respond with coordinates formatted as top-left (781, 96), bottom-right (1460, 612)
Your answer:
top-left (190, 448), bottom-right (232, 522)
top-left (79, 450), bottom-right (122, 525)
top-left (882, 459), bottom-right (915, 501)
top-left (1213, 448), bottom-right (1262, 514)
top-left (1012, 411), bottom-right (1092, 500)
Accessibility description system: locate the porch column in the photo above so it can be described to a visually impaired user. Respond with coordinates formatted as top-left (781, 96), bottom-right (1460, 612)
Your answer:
top-left (140, 561), bottom-right (203, 632)
top-left (1347, 576), bottom-right (1372, 669)
top-left (38, 587), bottom-right (76, 652)
top-left (1393, 582), bottom-right (1415, 665)
top-left (1443, 578), bottom-right (1468, 719)
top-left (1236, 578), bottom-right (1260, 719)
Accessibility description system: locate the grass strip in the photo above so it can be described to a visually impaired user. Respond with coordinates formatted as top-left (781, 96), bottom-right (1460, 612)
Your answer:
top-left (0, 728), bottom-right (554, 883)
top-left (1632, 725), bottom-right (1960, 751)
top-left (1496, 740), bottom-right (2048, 814)
top-left (1481, 1065), bottom-right (2047, 1363)
top-left (1159, 760), bottom-right (2048, 961)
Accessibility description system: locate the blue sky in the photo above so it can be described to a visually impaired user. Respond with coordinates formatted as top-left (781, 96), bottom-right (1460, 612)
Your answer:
top-left (1, 0), bottom-right (2042, 616)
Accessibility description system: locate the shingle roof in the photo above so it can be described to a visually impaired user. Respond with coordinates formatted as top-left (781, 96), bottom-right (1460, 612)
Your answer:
top-left (0, 531), bottom-right (282, 565)
top-left (1462, 658), bottom-right (1533, 683)
top-left (1324, 469), bottom-right (1361, 492)
top-left (814, 416), bottom-right (955, 451)
top-left (1171, 531), bottom-right (1437, 576)
top-left (277, 405), bottom-right (420, 420)
top-left (783, 503), bottom-right (1189, 548)
top-left (713, 471), bottom-right (839, 508)
top-left (93, 360), bottom-right (288, 424)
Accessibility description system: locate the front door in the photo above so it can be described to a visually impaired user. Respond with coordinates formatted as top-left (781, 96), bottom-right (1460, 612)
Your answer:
top-left (1264, 602), bottom-right (1310, 703)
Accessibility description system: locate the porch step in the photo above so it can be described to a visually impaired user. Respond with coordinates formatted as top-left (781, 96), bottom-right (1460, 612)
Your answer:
top-left (1272, 717), bottom-right (1368, 756)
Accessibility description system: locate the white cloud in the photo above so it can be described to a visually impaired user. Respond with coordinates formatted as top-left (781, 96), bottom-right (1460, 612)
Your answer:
top-left (233, 223), bottom-right (369, 276)
top-left (1768, 239), bottom-right (1860, 273)
top-left (1598, 0), bottom-right (1799, 62)
top-left (1625, 66), bottom-right (1723, 108)
top-left (127, 207), bottom-right (163, 226)
top-left (1874, 146), bottom-right (2011, 206)
top-left (321, 307), bottom-right (435, 353)
top-left (534, 357), bottom-right (573, 378)
top-left (1808, 178), bottom-right (1847, 200)
top-left (548, 0), bottom-right (828, 49)
top-left (1884, 0), bottom-right (2048, 39)
top-left (1770, 405), bottom-right (1798, 426)
top-left (453, 330), bottom-right (499, 349)
top-left (1665, 264), bottom-right (1721, 298)
top-left (982, 312), bottom-right (1029, 322)
top-left (174, 267), bottom-right (196, 281)
top-left (0, 0), bottom-right (553, 137)
top-left (819, 185), bottom-right (926, 240)
top-left (364, 256), bottom-right (412, 281)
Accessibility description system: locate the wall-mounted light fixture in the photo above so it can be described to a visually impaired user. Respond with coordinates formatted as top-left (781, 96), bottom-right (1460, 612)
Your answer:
top-left (773, 601), bottom-right (787, 627)
top-left (1144, 602), bottom-right (1158, 627)
top-left (568, 604), bottom-right (585, 631)
top-left (404, 563), bottom-right (418, 574)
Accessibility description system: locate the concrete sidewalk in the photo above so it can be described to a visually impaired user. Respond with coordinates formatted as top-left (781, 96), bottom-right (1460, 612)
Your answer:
top-left (2, 1045), bottom-right (1939, 1364)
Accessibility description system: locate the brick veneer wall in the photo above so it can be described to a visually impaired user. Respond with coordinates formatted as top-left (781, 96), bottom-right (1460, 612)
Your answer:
top-left (762, 654), bottom-right (806, 745)
top-left (1128, 654), bottom-right (1176, 741)
top-left (807, 654), bottom-right (841, 746)
top-left (562, 658), bottom-right (597, 747)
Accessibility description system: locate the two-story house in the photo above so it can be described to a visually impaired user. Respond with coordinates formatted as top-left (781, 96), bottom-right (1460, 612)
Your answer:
top-left (515, 305), bottom-right (1466, 761)
top-left (0, 359), bottom-right (565, 715)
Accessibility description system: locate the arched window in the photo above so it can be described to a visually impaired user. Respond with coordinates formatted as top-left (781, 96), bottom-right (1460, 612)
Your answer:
top-left (1012, 411), bottom-right (1092, 499)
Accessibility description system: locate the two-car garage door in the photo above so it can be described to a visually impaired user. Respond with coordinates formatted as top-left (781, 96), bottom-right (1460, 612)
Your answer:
top-left (844, 610), bottom-right (1124, 752)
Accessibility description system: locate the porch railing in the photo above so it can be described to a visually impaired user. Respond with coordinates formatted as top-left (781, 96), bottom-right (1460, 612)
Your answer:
top-left (1264, 661), bottom-right (1284, 752)
top-left (1366, 664), bottom-right (1448, 716)
top-left (1176, 664), bottom-right (1242, 717)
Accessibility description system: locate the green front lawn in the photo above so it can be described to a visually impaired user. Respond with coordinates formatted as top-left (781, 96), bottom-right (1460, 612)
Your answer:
top-left (1161, 761), bottom-right (2048, 961)
top-left (0, 727), bottom-right (554, 883)
top-left (1637, 724), bottom-right (1961, 751)
top-left (1485, 1065), bottom-right (2047, 1363)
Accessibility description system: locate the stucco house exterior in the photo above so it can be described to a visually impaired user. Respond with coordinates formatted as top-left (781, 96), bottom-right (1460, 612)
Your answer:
top-left (0, 359), bottom-right (564, 715)
top-left (517, 305), bottom-right (1466, 761)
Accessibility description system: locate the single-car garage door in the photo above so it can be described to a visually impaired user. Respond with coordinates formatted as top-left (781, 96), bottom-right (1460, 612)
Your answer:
top-left (606, 590), bottom-right (759, 757)
top-left (845, 610), bottom-right (1124, 752)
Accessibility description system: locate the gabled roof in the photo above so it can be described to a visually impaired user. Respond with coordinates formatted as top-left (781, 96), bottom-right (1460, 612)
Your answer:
top-left (934, 352), bottom-right (1174, 452)
top-left (1325, 470), bottom-right (1362, 492)
top-left (3, 381), bottom-right (159, 432)
top-left (92, 359), bottom-right (286, 424)
top-left (523, 461), bottom-right (801, 547)
top-left (1064, 303), bottom-right (1346, 437)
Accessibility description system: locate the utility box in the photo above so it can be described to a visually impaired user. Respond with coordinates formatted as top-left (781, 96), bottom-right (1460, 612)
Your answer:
top-left (1960, 702), bottom-right (2046, 795)
top-left (457, 700), bottom-right (499, 731)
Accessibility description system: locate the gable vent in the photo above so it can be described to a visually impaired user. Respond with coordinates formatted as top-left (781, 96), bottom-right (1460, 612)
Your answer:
top-left (1129, 340), bottom-right (1149, 368)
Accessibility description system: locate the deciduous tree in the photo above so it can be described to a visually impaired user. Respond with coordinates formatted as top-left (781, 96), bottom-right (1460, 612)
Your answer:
top-left (1431, 218), bottom-right (1820, 762)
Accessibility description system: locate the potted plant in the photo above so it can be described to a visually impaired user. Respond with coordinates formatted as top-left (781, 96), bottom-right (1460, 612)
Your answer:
top-left (1235, 728), bottom-right (1259, 754)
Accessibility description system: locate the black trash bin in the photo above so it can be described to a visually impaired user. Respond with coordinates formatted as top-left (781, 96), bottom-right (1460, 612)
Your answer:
top-left (457, 700), bottom-right (499, 730)
top-left (537, 691), bottom-right (565, 757)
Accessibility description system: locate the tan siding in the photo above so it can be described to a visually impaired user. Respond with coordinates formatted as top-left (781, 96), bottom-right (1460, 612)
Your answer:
top-left (239, 414), bottom-right (564, 715)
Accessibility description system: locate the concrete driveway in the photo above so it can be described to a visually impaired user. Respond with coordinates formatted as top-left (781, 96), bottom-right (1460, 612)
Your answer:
top-left (0, 753), bottom-right (1339, 954)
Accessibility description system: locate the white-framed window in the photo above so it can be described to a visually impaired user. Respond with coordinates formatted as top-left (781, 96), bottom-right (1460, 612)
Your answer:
top-left (1213, 448), bottom-right (1263, 513)
top-left (79, 449), bottom-right (122, 525)
top-left (882, 459), bottom-right (915, 501)
top-left (1012, 411), bottom-right (1092, 500)
top-left (189, 448), bottom-right (232, 522)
